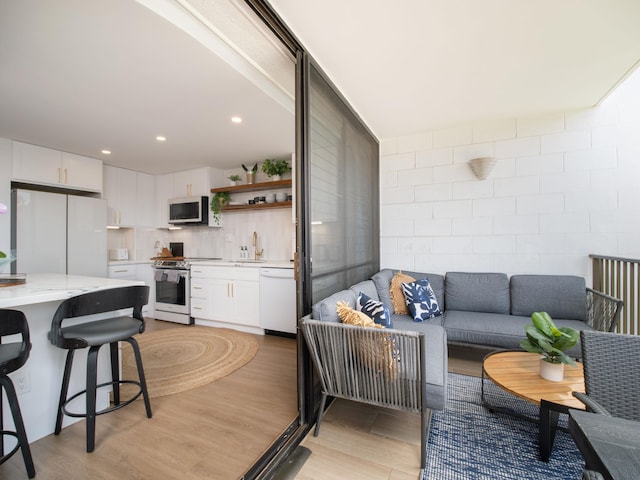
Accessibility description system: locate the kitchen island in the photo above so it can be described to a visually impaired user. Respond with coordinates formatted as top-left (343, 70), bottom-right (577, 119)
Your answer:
top-left (0, 273), bottom-right (143, 443)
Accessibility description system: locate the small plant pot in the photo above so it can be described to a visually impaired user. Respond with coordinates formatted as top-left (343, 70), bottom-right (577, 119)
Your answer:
top-left (271, 174), bottom-right (281, 181)
top-left (246, 172), bottom-right (255, 184)
top-left (229, 181), bottom-right (237, 186)
top-left (539, 358), bottom-right (564, 382)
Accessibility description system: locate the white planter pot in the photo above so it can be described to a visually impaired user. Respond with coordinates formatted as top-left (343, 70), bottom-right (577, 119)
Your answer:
top-left (539, 358), bottom-right (564, 382)
top-left (229, 181), bottom-right (237, 186)
top-left (271, 174), bottom-right (281, 181)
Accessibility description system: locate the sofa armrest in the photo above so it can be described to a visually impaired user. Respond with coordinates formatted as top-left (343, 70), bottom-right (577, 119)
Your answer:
top-left (586, 288), bottom-right (624, 332)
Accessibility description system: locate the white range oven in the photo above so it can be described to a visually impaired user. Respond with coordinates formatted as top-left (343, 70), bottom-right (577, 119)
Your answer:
top-left (153, 259), bottom-right (191, 324)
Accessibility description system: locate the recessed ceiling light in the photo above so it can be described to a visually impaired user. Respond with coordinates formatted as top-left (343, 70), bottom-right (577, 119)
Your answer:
top-left (156, 136), bottom-right (166, 142)
top-left (101, 149), bottom-right (111, 155)
top-left (231, 116), bottom-right (242, 124)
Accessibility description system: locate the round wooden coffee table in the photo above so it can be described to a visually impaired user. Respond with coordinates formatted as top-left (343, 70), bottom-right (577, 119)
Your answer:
top-left (482, 350), bottom-right (585, 461)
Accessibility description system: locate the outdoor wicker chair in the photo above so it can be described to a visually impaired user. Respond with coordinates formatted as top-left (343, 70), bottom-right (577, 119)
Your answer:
top-left (301, 317), bottom-right (447, 470)
top-left (572, 330), bottom-right (640, 421)
top-left (585, 289), bottom-right (624, 333)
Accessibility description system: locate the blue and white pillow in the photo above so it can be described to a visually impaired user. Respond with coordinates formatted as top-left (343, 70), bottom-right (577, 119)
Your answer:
top-left (401, 277), bottom-right (442, 322)
top-left (356, 292), bottom-right (393, 328)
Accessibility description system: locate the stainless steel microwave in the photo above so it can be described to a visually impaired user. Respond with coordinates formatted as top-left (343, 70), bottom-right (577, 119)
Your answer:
top-left (168, 196), bottom-right (209, 225)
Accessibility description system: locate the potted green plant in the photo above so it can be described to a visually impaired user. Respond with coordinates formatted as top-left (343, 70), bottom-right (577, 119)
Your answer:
top-left (519, 311), bottom-right (579, 382)
top-left (261, 159), bottom-right (291, 181)
top-left (242, 164), bottom-right (258, 184)
top-left (210, 191), bottom-right (231, 223)
top-left (227, 174), bottom-right (241, 186)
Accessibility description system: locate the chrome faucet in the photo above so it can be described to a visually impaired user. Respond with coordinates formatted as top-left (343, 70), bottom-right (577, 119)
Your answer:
top-left (253, 231), bottom-right (264, 260)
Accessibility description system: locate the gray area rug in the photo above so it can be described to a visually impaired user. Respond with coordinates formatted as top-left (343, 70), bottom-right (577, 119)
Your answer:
top-left (422, 373), bottom-right (584, 480)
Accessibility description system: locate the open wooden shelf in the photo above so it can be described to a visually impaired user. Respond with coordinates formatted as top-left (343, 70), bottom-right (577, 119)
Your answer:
top-left (210, 179), bottom-right (292, 194)
top-left (222, 201), bottom-right (292, 212)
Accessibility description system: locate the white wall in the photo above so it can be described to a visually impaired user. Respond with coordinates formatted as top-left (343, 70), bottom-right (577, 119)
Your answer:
top-left (380, 70), bottom-right (640, 281)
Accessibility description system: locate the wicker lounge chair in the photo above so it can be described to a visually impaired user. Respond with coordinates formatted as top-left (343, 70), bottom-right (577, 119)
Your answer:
top-left (572, 330), bottom-right (640, 421)
top-left (301, 318), bottom-right (447, 470)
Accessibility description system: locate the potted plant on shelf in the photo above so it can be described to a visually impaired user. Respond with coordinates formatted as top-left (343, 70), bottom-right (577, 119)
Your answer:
top-left (261, 158), bottom-right (291, 181)
top-left (242, 164), bottom-right (258, 184)
top-left (519, 311), bottom-right (579, 382)
top-left (210, 191), bottom-right (231, 223)
top-left (227, 174), bottom-right (241, 186)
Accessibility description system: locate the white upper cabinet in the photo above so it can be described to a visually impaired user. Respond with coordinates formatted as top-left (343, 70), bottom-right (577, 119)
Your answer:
top-left (62, 152), bottom-right (103, 192)
top-left (136, 172), bottom-right (155, 227)
top-left (174, 168), bottom-right (210, 197)
top-left (12, 141), bottom-right (103, 192)
top-left (103, 165), bottom-right (136, 226)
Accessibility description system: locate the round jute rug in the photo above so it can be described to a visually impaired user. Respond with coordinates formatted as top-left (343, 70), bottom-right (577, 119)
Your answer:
top-left (120, 326), bottom-right (258, 398)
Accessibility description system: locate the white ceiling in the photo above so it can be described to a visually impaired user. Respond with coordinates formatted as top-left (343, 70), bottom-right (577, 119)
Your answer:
top-left (0, 0), bottom-right (295, 175)
top-left (2, 1), bottom-right (639, 177)
top-left (269, 0), bottom-right (640, 138)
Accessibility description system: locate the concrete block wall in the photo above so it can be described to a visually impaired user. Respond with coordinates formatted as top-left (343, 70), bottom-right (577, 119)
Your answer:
top-left (379, 70), bottom-right (640, 281)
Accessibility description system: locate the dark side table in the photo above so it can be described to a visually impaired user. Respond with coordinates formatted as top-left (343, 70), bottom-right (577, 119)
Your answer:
top-left (569, 409), bottom-right (640, 480)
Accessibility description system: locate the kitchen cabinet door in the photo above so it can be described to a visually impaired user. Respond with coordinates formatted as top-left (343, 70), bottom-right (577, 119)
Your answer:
top-left (103, 165), bottom-right (136, 226)
top-left (136, 172), bottom-right (155, 226)
top-left (154, 174), bottom-right (173, 228)
top-left (208, 278), bottom-right (236, 321)
top-left (62, 152), bottom-right (103, 192)
top-left (233, 279), bottom-right (260, 326)
top-left (12, 141), bottom-right (63, 186)
top-left (174, 167), bottom-right (211, 197)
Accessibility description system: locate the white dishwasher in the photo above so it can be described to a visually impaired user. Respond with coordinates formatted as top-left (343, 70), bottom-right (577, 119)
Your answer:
top-left (259, 267), bottom-right (296, 335)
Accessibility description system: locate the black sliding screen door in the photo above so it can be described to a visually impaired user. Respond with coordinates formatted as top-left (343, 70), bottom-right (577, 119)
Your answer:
top-left (297, 54), bottom-right (380, 427)
top-left (303, 60), bottom-right (380, 304)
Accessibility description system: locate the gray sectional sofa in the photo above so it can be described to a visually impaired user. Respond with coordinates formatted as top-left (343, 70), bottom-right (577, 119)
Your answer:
top-left (311, 268), bottom-right (623, 358)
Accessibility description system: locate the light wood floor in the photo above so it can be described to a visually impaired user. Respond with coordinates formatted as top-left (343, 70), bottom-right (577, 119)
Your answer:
top-left (1, 319), bottom-right (298, 480)
top-left (294, 344), bottom-right (490, 480)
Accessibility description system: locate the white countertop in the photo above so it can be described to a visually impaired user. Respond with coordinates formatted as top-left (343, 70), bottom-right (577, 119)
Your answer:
top-left (108, 260), bottom-right (154, 266)
top-left (0, 273), bottom-right (143, 308)
top-left (190, 259), bottom-right (294, 269)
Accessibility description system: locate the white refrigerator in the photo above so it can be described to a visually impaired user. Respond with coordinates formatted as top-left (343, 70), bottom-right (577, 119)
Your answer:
top-left (12, 189), bottom-right (107, 277)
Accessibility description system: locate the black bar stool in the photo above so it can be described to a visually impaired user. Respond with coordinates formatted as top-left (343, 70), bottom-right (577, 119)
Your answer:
top-left (48, 285), bottom-right (152, 452)
top-left (0, 309), bottom-right (35, 478)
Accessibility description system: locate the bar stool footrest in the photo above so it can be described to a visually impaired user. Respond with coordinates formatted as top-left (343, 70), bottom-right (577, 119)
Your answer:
top-left (61, 379), bottom-right (144, 419)
top-left (0, 431), bottom-right (21, 466)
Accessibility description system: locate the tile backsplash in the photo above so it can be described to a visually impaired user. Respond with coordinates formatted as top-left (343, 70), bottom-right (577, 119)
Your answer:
top-left (108, 208), bottom-right (294, 262)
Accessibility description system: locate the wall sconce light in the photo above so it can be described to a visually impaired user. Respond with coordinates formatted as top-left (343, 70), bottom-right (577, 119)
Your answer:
top-left (469, 157), bottom-right (497, 180)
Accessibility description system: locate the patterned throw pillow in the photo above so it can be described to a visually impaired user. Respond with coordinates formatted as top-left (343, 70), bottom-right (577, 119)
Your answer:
top-left (390, 271), bottom-right (416, 315)
top-left (356, 292), bottom-right (393, 328)
top-left (401, 277), bottom-right (442, 322)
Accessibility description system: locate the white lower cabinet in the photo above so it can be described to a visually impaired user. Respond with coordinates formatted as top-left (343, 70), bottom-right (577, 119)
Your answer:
top-left (190, 265), bottom-right (259, 328)
top-left (107, 263), bottom-right (154, 315)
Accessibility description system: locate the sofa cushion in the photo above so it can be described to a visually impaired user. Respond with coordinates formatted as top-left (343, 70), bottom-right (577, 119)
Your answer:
top-left (510, 275), bottom-right (587, 321)
top-left (349, 280), bottom-right (380, 303)
top-left (385, 317), bottom-right (448, 410)
top-left (445, 272), bottom-right (510, 314)
top-left (390, 272), bottom-right (415, 315)
top-left (312, 289), bottom-right (356, 323)
top-left (401, 278), bottom-right (442, 322)
top-left (356, 292), bottom-right (392, 328)
top-left (443, 310), bottom-right (589, 357)
top-left (372, 269), bottom-right (445, 312)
